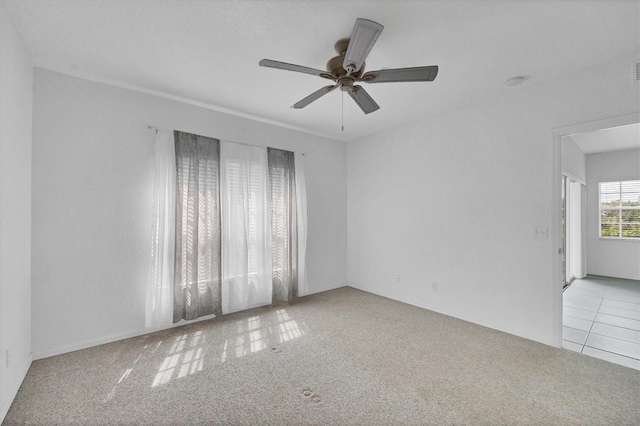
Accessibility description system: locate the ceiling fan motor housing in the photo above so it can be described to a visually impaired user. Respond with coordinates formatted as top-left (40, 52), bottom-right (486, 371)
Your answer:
top-left (338, 77), bottom-right (354, 92)
top-left (327, 39), bottom-right (365, 79)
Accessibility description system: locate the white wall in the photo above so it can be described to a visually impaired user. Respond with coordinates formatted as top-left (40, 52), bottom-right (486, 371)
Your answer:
top-left (0, 6), bottom-right (33, 421)
top-left (347, 57), bottom-right (639, 346)
top-left (586, 148), bottom-right (640, 280)
top-left (31, 69), bottom-right (347, 359)
top-left (561, 136), bottom-right (586, 182)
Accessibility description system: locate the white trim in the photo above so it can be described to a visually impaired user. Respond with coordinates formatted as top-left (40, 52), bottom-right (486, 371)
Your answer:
top-left (39, 67), bottom-right (334, 142)
top-left (34, 283), bottom-right (349, 360)
top-left (222, 302), bottom-right (272, 316)
top-left (304, 282), bottom-right (347, 296)
top-left (34, 315), bottom-right (216, 360)
top-left (550, 129), bottom-right (563, 347)
top-left (0, 353), bottom-right (32, 423)
top-left (559, 113), bottom-right (640, 137)
top-left (562, 169), bottom-right (586, 185)
top-left (347, 284), bottom-right (557, 347)
top-left (598, 237), bottom-right (640, 242)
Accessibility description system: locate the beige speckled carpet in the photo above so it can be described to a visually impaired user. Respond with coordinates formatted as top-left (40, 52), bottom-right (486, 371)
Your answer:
top-left (4, 287), bottom-right (640, 425)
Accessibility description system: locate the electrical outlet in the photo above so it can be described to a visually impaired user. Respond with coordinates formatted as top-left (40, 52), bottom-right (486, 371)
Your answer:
top-left (394, 274), bottom-right (401, 283)
top-left (432, 282), bottom-right (438, 291)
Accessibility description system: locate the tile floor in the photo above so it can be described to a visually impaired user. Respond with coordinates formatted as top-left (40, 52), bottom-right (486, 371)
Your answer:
top-left (563, 275), bottom-right (640, 370)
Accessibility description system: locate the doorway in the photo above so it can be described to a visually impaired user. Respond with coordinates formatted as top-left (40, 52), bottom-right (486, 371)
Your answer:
top-left (559, 122), bottom-right (640, 369)
top-left (553, 113), bottom-right (640, 348)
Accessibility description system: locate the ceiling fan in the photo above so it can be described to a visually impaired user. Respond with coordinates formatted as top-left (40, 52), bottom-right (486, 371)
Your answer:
top-left (259, 18), bottom-right (438, 114)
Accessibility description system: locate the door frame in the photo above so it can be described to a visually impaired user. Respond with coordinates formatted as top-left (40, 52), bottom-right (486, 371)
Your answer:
top-left (551, 112), bottom-right (639, 347)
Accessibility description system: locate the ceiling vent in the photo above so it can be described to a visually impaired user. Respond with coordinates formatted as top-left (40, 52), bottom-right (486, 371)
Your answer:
top-left (635, 61), bottom-right (640, 82)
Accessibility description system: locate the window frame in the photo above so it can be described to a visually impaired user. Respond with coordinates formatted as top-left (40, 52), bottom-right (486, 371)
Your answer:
top-left (598, 179), bottom-right (640, 240)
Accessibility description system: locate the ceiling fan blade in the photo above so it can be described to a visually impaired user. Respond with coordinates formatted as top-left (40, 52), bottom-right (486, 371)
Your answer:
top-left (259, 59), bottom-right (330, 78)
top-left (362, 66), bottom-right (439, 83)
top-left (292, 85), bottom-right (338, 109)
top-left (348, 85), bottom-right (380, 114)
top-left (343, 18), bottom-right (384, 73)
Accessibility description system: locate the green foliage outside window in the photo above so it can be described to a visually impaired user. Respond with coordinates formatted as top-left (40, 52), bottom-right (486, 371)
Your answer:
top-left (599, 180), bottom-right (640, 239)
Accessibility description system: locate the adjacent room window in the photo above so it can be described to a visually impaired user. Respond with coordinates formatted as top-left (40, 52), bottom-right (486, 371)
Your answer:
top-left (599, 180), bottom-right (640, 239)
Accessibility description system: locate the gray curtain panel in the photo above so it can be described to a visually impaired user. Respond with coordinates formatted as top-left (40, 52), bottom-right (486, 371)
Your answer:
top-left (268, 148), bottom-right (298, 302)
top-left (174, 131), bottom-right (222, 322)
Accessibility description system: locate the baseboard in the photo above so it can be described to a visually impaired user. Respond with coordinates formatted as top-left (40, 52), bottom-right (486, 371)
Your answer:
top-left (34, 328), bottom-right (156, 360)
top-left (303, 282), bottom-right (347, 296)
top-left (0, 353), bottom-right (32, 423)
top-left (347, 284), bottom-right (556, 348)
top-left (586, 273), bottom-right (640, 281)
top-left (35, 283), bottom-right (349, 360)
top-left (32, 313), bottom-right (220, 360)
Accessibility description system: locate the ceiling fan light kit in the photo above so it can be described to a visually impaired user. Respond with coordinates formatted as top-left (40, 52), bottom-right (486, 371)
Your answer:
top-left (259, 17), bottom-right (439, 114)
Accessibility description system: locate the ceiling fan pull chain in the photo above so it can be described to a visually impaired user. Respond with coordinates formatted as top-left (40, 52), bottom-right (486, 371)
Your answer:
top-left (341, 91), bottom-right (344, 132)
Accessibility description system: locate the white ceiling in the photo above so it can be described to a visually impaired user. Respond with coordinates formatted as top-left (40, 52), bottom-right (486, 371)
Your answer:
top-left (3, 0), bottom-right (639, 142)
top-left (570, 123), bottom-right (640, 155)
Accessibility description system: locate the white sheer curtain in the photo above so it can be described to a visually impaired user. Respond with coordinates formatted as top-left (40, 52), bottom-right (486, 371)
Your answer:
top-left (145, 130), bottom-right (175, 329)
top-left (295, 152), bottom-right (309, 296)
top-left (147, 132), bottom-right (308, 324)
top-left (220, 142), bottom-right (273, 314)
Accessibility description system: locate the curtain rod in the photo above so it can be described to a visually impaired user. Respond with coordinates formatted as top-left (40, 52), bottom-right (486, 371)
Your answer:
top-left (148, 125), bottom-right (307, 157)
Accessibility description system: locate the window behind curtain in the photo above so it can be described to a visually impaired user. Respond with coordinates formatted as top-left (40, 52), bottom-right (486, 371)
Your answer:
top-left (220, 142), bottom-right (272, 314)
top-left (174, 131), bottom-right (222, 322)
top-left (599, 180), bottom-right (640, 239)
top-left (268, 148), bottom-right (297, 302)
top-left (171, 135), bottom-right (303, 322)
